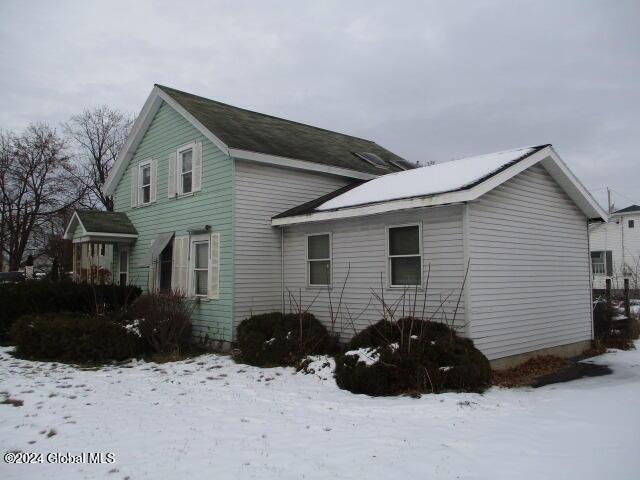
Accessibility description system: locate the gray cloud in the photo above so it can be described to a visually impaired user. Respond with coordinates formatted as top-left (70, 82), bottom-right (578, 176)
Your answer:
top-left (1, 0), bottom-right (638, 209)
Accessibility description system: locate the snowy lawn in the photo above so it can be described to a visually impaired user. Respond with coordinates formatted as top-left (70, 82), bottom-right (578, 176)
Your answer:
top-left (1, 344), bottom-right (639, 480)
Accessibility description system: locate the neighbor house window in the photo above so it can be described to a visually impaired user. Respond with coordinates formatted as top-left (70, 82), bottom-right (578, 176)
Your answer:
top-left (388, 225), bottom-right (422, 286)
top-left (629, 220), bottom-right (635, 229)
top-left (307, 234), bottom-right (331, 286)
top-left (178, 146), bottom-right (193, 195)
top-left (192, 238), bottom-right (209, 296)
top-left (139, 161), bottom-right (152, 204)
top-left (119, 246), bottom-right (129, 285)
top-left (591, 250), bottom-right (612, 276)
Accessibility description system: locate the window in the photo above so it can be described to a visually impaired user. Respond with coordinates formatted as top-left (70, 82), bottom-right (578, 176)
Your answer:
top-left (139, 162), bottom-right (151, 204)
top-left (388, 225), bottom-right (421, 286)
top-left (307, 234), bottom-right (331, 286)
top-left (629, 220), bottom-right (635, 229)
top-left (178, 147), bottom-right (193, 195)
top-left (591, 250), bottom-right (612, 276)
top-left (119, 246), bottom-right (129, 285)
top-left (192, 239), bottom-right (209, 296)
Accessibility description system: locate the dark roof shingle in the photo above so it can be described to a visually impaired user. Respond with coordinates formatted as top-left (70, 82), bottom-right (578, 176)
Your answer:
top-left (157, 85), bottom-right (410, 175)
top-left (614, 204), bottom-right (640, 214)
top-left (76, 210), bottom-right (137, 235)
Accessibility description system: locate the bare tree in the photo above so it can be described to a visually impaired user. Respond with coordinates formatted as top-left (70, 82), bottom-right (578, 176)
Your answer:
top-left (64, 106), bottom-right (133, 211)
top-left (0, 124), bottom-right (84, 270)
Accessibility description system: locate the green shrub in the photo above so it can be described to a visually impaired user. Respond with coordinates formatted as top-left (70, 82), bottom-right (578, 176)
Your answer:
top-left (127, 291), bottom-right (194, 355)
top-left (335, 318), bottom-right (491, 396)
top-left (10, 313), bottom-right (143, 363)
top-left (236, 312), bottom-right (333, 367)
top-left (0, 280), bottom-right (141, 342)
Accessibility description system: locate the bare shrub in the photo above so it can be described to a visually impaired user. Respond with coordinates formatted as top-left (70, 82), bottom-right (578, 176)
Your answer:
top-left (129, 291), bottom-right (195, 356)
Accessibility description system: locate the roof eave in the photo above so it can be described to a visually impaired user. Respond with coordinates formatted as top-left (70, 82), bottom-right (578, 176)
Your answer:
top-left (272, 145), bottom-right (609, 226)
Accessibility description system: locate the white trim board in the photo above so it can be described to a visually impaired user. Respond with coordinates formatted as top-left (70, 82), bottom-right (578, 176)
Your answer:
top-left (272, 146), bottom-right (608, 226)
top-left (104, 86), bottom-right (380, 196)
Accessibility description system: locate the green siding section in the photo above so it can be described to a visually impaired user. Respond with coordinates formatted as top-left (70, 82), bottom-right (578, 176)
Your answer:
top-left (73, 222), bottom-right (85, 237)
top-left (113, 102), bottom-right (234, 342)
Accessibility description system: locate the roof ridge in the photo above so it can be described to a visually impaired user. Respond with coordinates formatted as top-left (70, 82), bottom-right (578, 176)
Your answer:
top-left (155, 84), bottom-right (379, 145)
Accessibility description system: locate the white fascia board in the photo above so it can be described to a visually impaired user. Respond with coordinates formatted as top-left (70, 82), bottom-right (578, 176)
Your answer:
top-left (155, 89), bottom-right (230, 156)
top-left (72, 232), bottom-right (138, 244)
top-left (104, 89), bottom-right (164, 195)
top-left (272, 193), bottom-right (469, 226)
top-left (229, 148), bottom-right (378, 180)
top-left (541, 146), bottom-right (608, 221)
top-left (272, 145), bottom-right (608, 226)
top-left (63, 211), bottom-right (84, 240)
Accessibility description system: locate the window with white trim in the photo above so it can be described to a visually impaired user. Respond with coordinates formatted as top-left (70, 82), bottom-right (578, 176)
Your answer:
top-left (388, 225), bottom-right (422, 286)
top-left (591, 250), bottom-right (612, 276)
top-left (178, 146), bottom-right (193, 195)
top-left (192, 238), bottom-right (209, 296)
top-left (139, 161), bottom-right (152, 204)
top-left (307, 233), bottom-right (331, 286)
top-left (629, 219), bottom-right (635, 229)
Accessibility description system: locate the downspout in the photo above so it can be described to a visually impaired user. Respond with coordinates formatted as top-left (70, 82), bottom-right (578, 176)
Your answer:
top-left (621, 215), bottom-right (625, 278)
top-left (281, 227), bottom-right (285, 313)
top-left (587, 219), bottom-right (594, 340)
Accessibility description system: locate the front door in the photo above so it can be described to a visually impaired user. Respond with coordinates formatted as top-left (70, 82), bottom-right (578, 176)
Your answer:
top-left (159, 242), bottom-right (173, 292)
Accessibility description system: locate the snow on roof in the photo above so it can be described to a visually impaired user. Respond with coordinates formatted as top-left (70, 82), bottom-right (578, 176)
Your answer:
top-left (317, 145), bottom-right (544, 211)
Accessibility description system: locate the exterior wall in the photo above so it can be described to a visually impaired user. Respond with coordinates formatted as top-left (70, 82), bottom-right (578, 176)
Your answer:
top-left (467, 164), bottom-right (592, 361)
top-left (112, 102), bottom-right (235, 341)
top-left (282, 205), bottom-right (466, 341)
top-left (233, 160), bottom-right (351, 328)
top-left (589, 213), bottom-right (640, 289)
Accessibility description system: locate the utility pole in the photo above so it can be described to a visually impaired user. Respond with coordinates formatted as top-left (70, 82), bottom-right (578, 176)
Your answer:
top-left (607, 187), bottom-right (612, 215)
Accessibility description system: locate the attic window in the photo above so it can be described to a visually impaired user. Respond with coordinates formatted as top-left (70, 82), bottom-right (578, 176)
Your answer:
top-left (629, 220), bottom-right (635, 229)
top-left (354, 152), bottom-right (389, 170)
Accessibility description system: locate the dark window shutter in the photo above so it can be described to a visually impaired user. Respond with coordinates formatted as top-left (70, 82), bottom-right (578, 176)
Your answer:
top-left (605, 251), bottom-right (613, 276)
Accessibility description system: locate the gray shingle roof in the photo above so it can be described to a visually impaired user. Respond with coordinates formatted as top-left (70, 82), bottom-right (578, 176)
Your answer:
top-left (614, 204), bottom-right (640, 214)
top-left (157, 85), bottom-right (411, 175)
top-left (76, 210), bottom-right (137, 235)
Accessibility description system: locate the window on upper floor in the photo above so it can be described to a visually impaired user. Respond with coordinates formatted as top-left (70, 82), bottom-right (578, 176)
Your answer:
top-left (629, 219), bottom-right (635, 229)
top-left (179, 147), bottom-right (193, 195)
top-left (388, 225), bottom-right (422, 286)
top-left (307, 234), bottom-right (331, 286)
top-left (139, 161), bottom-right (152, 204)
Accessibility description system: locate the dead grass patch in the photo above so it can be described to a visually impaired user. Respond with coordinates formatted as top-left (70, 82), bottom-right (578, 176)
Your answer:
top-left (492, 355), bottom-right (567, 388)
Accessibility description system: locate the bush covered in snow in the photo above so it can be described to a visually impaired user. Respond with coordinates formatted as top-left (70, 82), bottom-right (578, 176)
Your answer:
top-left (127, 291), bottom-right (194, 356)
top-left (236, 312), bottom-right (334, 367)
top-left (334, 318), bottom-right (491, 396)
top-left (10, 313), bottom-right (143, 363)
top-left (0, 279), bottom-right (141, 343)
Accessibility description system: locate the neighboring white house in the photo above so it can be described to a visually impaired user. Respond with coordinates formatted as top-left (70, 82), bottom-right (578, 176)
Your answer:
top-left (589, 205), bottom-right (640, 290)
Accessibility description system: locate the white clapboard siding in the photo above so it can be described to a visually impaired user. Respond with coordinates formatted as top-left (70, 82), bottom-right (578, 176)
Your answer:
top-left (193, 141), bottom-right (203, 192)
top-left (467, 163), bottom-right (592, 360)
top-left (233, 161), bottom-right (351, 327)
top-left (167, 152), bottom-right (177, 198)
top-left (209, 232), bottom-right (220, 299)
top-left (171, 235), bottom-right (190, 294)
top-left (282, 205), bottom-right (466, 341)
top-left (130, 166), bottom-right (138, 208)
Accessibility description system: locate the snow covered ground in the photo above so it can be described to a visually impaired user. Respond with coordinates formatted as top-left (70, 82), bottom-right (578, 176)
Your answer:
top-left (1, 345), bottom-right (639, 480)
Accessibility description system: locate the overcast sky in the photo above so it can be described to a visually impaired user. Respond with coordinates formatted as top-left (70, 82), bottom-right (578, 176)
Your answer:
top-left (1, 0), bottom-right (638, 209)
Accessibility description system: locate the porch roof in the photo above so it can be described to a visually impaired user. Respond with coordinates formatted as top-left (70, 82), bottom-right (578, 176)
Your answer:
top-left (64, 210), bottom-right (138, 243)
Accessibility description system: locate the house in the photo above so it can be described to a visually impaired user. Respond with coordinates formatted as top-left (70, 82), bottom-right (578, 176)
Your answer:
top-left (64, 85), bottom-right (607, 368)
top-left (589, 204), bottom-right (640, 291)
